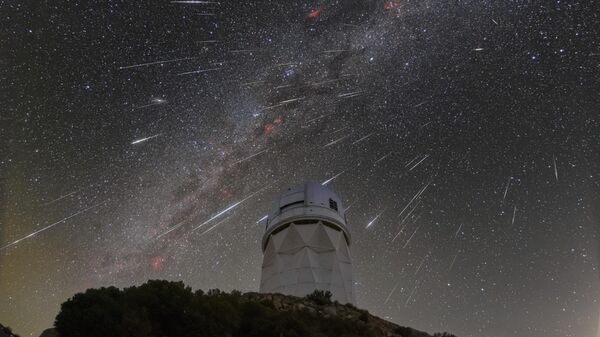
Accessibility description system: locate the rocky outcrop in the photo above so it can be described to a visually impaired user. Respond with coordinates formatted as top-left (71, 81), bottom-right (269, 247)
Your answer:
top-left (241, 292), bottom-right (434, 337)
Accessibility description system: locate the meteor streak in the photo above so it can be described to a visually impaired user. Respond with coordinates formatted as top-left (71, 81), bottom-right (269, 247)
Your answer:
top-left (171, 1), bottom-right (216, 3)
top-left (304, 111), bottom-right (341, 125)
top-left (229, 49), bottom-right (258, 53)
top-left (192, 201), bottom-right (242, 231)
top-left (344, 200), bottom-right (357, 212)
top-left (405, 281), bottom-right (419, 306)
top-left (405, 155), bottom-right (419, 168)
top-left (366, 210), bottom-right (385, 229)
top-left (448, 253), bottom-right (459, 271)
top-left (392, 200), bottom-right (422, 242)
top-left (419, 121), bottom-right (432, 129)
top-left (278, 97), bottom-right (304, 104)
top-left (352, 133), bottom-right (373, 145)
top-left (337, 91), bottom-right (362, 98)
top-left (276, 62), bottom-right (298, 67)
top-left (119, 57), bottom-right (197, 69)
top-left (191, 181), bottom-right (278, 232)
top-left (453, 224), bottom-right (463, 239)
top-left (323, 135), bottom-right (348, 148)
top-left (322, 170), bottom-right (345, 186)
top-left (553, 155), bottom-right (558, 182)
top-left (155, 219), bottom-right (187, 239)
top-left (195, 217), bottom-right (230, 237)
top-left (256, 215), bottom-right (268, 223)
top-left (408, 154), bottom-right (430, 171)
top-left (134, 98), bottom-right (167, 110)
top-left (332, 126), bottom-right (350, 134)
top-left (259, 103), bottom-right (285, 111)
top-left (399, 199), bottom-right (421, 223)
top-left (503, 177), bottom-right (511, 201)
top-left (384, 281), bottom-right (400, 305)
top-left (374, 151), bottom-right (393, 165)
top-left (403, 223), bottom-right (422, 248)
top-left (43, 191), bottom-right (76, 206)
top-left (131, 133), bottom-right (162, 145)
top-left (259, 97), bottom-right (303, 111)
top-left (511, 206), bottom-right (517, 225)
top-left (177, 67), bottom-right (222, 75)
top-left (414, 255), bottom-right (427, 276)
top-left (1, 202), bottom-right (104, 251)
top-left (398, 181), bottom-right (431, 218)
top-left (230, 148), bottom-right (269, 166)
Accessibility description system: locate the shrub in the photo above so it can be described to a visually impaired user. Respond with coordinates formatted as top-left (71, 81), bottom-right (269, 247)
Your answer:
top-left (305, 289), bottom-right (333, 305)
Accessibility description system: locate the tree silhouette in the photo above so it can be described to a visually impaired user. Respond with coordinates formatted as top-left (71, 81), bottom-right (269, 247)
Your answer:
top-left (54, 280), bottom-right (378, 337)
top-left (0, 324), bottom-right (20, 337)
top-left (305, 289), bottom-right (333, 305)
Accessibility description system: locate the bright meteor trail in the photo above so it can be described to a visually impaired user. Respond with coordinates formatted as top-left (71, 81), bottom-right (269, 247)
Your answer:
top-left (192, 180), bottom-right (278, 231)
top-left (230, 148), bottom-right (270, 166)
top-left (131, 134), bottom-right (162, 145)
top-left (118, 57), bottom-right (198, 69)
top-left (321, 170), bottom-right (345, 186)
top-left (366, 210), bottom-right (385, 228)
top-left (0, 202), bottom-right (104, 251)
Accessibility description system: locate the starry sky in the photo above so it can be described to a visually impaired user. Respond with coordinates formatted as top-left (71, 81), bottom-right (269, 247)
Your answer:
top-left (1, 1), bottom-right (599, 336)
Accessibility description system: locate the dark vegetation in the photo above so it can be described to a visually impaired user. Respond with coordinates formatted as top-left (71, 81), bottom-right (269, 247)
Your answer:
top-left (53, 280), bottom-right (456, 337)
top-left (54, 280), bottom-right (375, 337)
top-left (305, 289), bottom-right (333, 305)
top-left (0, 324), bottom-right (20, 337)
top-left (394, 326), bottom-right (457, 337)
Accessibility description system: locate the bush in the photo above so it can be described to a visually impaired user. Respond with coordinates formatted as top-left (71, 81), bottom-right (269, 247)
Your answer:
top-left (305, 289), bottom-right (333, 305)
top-left (358, 310), bottom-right (370, 322)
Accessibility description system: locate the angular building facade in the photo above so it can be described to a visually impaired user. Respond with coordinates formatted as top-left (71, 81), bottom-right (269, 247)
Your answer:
top-left (259, 182), bottom-right (355, 304)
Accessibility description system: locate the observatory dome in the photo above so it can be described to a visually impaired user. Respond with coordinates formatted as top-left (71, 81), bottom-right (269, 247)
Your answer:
top-left (259, 182), bottom-right (355, 304)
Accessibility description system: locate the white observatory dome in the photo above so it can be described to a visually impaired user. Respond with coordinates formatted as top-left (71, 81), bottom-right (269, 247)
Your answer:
top-left (259, 182), bottom-right (355, 304)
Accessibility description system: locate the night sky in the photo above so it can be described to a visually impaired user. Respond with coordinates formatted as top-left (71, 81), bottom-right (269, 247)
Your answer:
top-left (1, 1), bottom-right (599, 336)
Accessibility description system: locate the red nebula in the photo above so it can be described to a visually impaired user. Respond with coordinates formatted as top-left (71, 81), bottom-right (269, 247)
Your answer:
top-left (221, 189), bottom-right (232, 200)
top-left (273, 116), bottom-right (283, 124)
top-left (150, 256), bottom-right (164, 271)
top-left (384, 1), bottom-right (401, 10)
top-left (308, 7), bottom-right (322, 18)
top-left (263, 123), bottom-right (274, 135)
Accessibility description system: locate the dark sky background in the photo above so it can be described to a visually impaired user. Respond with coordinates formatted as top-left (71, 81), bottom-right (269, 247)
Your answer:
top-left (1, 1), bottom-right (599, 336)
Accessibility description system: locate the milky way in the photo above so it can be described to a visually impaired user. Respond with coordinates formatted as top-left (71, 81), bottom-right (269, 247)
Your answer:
top-left (1, 1), bottom-right (599, 337)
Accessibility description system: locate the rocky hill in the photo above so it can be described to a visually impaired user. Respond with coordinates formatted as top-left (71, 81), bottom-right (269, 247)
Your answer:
top-left (241, 292), bottom-right (435, 337)
top-left (38, 280), bottom-right (454, 337)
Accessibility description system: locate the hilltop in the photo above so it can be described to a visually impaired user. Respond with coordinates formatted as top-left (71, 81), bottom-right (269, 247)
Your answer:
top-left (40, 280), bottom-right (455, 337)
